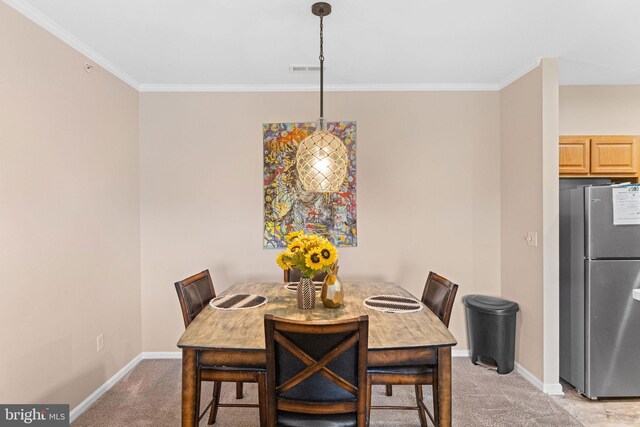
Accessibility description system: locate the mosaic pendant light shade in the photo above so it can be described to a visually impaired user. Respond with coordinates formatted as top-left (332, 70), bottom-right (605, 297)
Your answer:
top-left (296, 120), bottom-right (348, 192)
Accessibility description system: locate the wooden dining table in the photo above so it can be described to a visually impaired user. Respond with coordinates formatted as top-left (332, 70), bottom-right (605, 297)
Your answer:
top-left (177, 281), bottom-right (457, 426)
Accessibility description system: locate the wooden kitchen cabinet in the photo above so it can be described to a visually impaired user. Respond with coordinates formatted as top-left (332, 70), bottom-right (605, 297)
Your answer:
top-left (559, 135), bottom-right (640, 178)
top-left (559, 137), bottom-right (590, 174)
top-left (590, 136), bottom-right (638, 174)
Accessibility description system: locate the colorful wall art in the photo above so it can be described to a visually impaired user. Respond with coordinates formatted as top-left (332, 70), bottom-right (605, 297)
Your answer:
top-left (263, 121), bottom-right (357, 248)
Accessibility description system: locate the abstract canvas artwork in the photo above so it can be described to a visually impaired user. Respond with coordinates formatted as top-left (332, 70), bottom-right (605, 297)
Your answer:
top-left (263, 121), bottom-right (357, 248)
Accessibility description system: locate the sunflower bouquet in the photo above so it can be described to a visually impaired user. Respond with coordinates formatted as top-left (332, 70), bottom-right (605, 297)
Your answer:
top-left (276, 231), bottom-right (338, 278)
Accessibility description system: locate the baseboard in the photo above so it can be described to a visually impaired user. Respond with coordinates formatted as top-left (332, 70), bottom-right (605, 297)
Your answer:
top-left (69, 353), bottom-right (142, 423)
top-left (452, 349), bottom-right (470, 357)
top-left (514, 362), bottom-right (544, 390)
top-left (69, 352), bottom-right (184, 421)
top-left (515, 362), bottom-right (564, 396)
top-left (454, 351), bottom-right (563, 396)
top-left (542, 382), bottom-right (565, 395)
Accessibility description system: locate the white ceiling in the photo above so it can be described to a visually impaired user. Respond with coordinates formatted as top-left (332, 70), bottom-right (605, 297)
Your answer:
top-left (6, 0), bottom-right (640, 90)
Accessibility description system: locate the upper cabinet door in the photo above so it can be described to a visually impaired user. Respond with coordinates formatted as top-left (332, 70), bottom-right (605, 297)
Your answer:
top-left (559, 136), bottom-right (590, 174)
top-left (590, 136), bottom-right (638, 175)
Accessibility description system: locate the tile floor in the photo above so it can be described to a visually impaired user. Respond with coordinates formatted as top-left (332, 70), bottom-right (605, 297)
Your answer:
top-left (552, 381), bottom-right (640, 426)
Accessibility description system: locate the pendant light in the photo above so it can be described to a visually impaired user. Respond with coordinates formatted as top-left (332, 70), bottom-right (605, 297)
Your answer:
top-left (296, 2), bottom-right (348, 193)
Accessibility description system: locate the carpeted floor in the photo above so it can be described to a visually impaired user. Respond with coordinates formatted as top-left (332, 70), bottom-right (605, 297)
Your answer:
top-left (72, 358), bottom-right (581, 426)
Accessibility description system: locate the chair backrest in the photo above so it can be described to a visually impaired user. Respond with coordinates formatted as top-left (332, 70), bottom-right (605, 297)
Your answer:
top-left (264, 315), bottom-right (369, 427)
top-left (421, 271), bottom-right (459, 327)
top-left (174, 270), bottom-right (216, 328)
top-left (284, 268), bottom-right (327, 283)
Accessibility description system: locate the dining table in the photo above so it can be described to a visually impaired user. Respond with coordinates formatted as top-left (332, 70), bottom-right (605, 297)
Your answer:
top-left (177, 281), bottom-right (457, 426)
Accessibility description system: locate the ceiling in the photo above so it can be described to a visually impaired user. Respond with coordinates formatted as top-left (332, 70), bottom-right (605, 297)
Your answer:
top-left (6, 0), bottom-right (640, 90)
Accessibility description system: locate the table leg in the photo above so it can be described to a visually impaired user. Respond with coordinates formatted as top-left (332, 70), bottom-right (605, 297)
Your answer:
top-left (182, 348), bottom-right (198, 427)
top-left (257, 373), bottom-right (267, 427)
top-left (436, 346), bottom-right (452, 427)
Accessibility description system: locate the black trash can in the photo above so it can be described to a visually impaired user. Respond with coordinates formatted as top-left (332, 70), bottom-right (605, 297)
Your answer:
top-left (463, 294), bottom-right (519, 374)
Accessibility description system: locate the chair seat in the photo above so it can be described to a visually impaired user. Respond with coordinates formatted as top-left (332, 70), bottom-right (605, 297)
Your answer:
top-left (368, 365), bottom-right (434, 375)
top-left (278, 411), bottom-right (356, 427)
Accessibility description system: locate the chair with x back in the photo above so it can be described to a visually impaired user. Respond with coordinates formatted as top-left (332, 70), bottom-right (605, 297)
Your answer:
top-left (264, 314), bottom-right (369, 427)
top-left (175, 270), bottom-right (266, 425)
top-left (369, 271), bottom-right (458, 427)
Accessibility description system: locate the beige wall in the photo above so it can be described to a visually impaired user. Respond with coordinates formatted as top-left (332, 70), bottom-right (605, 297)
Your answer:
top-left (140, 90), bottom-right (501, 352)
top-left (560, 85), bottom-right (640, 134)
top-left (541, 59), bottom-right (560, 386)
top-left (500, 67), bottom-right (545, 379)
top-left (0, 3), bottom-right (140, 409)
top-left (500, 59), bottom-right (560, 384)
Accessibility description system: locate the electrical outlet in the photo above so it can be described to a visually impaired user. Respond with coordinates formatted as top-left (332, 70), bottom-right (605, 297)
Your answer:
top-left (526, 231), bottom-right (538, 247)
top-left (97, 334), bottom-right (104, 352)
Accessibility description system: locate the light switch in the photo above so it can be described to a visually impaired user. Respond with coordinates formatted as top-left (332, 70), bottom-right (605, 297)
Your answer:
top-left (526, 232), bottom-right (538, 247)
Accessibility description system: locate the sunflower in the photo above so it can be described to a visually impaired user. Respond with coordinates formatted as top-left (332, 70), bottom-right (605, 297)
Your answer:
top-left (298, 235), bottom-right (319, 249)
top-left (276, 252), bottom-right (290, 270)
top-left (287, 240), bottom-right (303, 253)
top-left (285, 230), bottom-right (304, 242)
top-left (305, 249), bottom-right (324, 270)
top-left (318, 244), bottom-right (337, 266)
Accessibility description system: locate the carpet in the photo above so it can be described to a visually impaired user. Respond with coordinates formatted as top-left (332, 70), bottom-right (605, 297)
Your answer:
top-left (72, 358), bottom-right (581, 426)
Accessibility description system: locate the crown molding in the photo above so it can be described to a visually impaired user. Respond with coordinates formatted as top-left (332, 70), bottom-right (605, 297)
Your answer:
top-left (497, 57), bottom-right (542, 90)
top-left (138, 82), bottom-right (500, 93)
top-left (3, 0), bottom-right (141, 90)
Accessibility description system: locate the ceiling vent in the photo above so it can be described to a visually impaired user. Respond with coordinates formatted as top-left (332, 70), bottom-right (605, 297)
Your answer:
top-left (289, 65), bottom-right (323, 72)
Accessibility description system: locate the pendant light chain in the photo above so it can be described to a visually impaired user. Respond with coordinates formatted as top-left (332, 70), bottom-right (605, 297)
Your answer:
top-left (319, 15), bottom-right (324, 118)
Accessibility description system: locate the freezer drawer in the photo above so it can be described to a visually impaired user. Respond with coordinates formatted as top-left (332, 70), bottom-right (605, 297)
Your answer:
top-left (586, 260), bottom-right (640, 398)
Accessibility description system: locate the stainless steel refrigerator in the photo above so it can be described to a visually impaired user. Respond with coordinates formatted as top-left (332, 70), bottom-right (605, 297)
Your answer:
top-left (560, 184), bottom-right (640, 398)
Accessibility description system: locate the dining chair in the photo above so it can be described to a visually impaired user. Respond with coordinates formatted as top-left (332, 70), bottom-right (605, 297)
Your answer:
top-left (283, 268), bottom-right (327, 283)
top-left (368, 271), bottom-right (458, 427)
top-left (175, 270), bottom-right (266, 425)
top-left (264, 314), bottom-right (369, 427)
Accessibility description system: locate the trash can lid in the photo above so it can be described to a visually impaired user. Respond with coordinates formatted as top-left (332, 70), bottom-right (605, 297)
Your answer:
top-left (463, 294), bottom-right (519, 315)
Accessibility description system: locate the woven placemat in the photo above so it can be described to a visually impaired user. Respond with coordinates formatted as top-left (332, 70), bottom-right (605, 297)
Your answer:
top-left (284, 282), bottom-right (323, 293)
top-left (210, 294), bottom-right (267, 310)
top-left (363, 295), bottom-right (423, 313)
